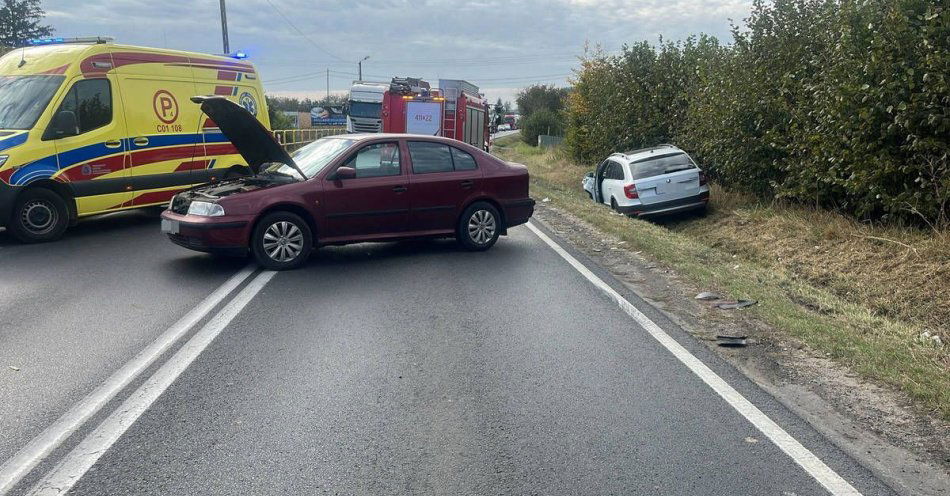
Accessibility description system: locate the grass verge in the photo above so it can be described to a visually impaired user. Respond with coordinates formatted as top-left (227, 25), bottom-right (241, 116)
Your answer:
top-left (494, 136), bottom-right (950, 420)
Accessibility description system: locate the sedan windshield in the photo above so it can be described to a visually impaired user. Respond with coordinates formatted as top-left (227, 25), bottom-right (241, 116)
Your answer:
top-left (349, 101), bottom-right (381, 119)
top-left (629, 152), bottom-right (696, 179)
top-left (266, 137), bottom-right (355, 179)
top-left (0, 75), bottom-right (65, 130)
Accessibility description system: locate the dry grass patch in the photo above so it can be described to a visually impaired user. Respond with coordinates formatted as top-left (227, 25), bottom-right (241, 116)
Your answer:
top-left (495, 136), bottom-right (950, 419)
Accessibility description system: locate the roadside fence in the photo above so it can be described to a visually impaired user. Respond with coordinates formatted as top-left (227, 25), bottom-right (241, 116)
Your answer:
top-left (273, 128), bottom-right (347, 152)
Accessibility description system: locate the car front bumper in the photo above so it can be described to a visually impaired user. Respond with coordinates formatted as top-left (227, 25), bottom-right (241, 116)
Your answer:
top-left (160, 210), bottom-right (252, 256)
top-left (616, 192), bottom-right (709, 217)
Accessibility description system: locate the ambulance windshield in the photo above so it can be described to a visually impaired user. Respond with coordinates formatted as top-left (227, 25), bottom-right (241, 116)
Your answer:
top-left (0, 75), bottom-right (65, 130)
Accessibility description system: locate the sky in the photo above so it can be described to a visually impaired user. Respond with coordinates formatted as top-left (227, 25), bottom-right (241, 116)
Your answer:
top-left (43, 0), bottom-right (750, 105)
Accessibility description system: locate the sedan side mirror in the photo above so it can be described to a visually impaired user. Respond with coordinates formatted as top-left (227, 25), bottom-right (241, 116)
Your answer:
top-left (46, 110), bottom-right (79, 140)
top-left (334, 166), bottom-right (357, 180)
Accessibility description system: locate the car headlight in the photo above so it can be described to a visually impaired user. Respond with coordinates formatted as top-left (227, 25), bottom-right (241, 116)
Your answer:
top-left (187, 201), bottom-right (225, 217)
top-left (0, 155), bottom-right (8, 167)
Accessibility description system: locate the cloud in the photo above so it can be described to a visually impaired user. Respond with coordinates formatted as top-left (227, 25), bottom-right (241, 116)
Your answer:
top-left (43, 0), bottom-right (749, 96)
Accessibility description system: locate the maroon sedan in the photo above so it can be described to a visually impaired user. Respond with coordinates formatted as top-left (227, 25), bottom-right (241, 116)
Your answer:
top-left (161, 97), bottom-right (534, 270)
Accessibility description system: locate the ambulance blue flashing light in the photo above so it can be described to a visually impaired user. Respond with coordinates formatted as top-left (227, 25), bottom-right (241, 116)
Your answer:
top-left (231, 51), bottom-right (248, 59)
top-left (25, 36), bottom-right (114, 46)
top-left (27, 38), bottom-right (65, 45)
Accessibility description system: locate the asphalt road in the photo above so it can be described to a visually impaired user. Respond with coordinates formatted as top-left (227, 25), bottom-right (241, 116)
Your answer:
top-left (0, 211), bottom-right (898, 495)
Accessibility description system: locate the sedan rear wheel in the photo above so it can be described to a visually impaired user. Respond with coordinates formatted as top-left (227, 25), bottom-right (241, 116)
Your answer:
top-left (251, 212), bottom-right (313, 270)
top-left (458, 202), bottom-right (501, 251)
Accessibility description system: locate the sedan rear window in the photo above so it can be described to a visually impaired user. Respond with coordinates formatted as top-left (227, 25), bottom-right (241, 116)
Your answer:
top-left (408, 142), bottom-right (454, 174)
top-left (629, 153), bottom-right (695, 179)
top-left (450, 147), bottom-right (478, 171)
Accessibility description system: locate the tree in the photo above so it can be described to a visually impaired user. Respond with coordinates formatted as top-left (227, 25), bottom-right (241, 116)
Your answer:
top-left (521, 109), bottom-right (563, 145)
top-left (0, 0), bottom-right (53, 48)
top-left (516, 84), bottom-right (568, 118)
top-left (492, 98), bottom-right (504, 127)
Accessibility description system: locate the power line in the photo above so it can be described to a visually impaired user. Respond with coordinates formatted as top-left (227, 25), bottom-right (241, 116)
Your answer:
top-left (263, 0), bottom-right (344, 62)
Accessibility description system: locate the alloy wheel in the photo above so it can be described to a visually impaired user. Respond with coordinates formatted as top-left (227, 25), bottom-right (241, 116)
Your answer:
top-left (467, 210), bottom-right (496, 245)
top-left (262, 221), bottom-right (304, 262)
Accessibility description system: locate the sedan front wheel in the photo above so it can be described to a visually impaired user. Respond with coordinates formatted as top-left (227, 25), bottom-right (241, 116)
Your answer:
top-left (251, 212), bottom-right (313, 270)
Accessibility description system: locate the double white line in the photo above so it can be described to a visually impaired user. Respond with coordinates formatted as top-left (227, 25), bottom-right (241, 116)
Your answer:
top-left (0, 266), bottom-right (276, 496)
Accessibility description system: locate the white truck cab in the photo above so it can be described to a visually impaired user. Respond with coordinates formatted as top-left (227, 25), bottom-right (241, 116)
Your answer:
top-left (346, 81), bottom-right (387, 133)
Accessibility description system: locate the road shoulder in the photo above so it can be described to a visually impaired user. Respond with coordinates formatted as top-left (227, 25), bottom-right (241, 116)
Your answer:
top-left (529, 201), bottom-right (950, 496)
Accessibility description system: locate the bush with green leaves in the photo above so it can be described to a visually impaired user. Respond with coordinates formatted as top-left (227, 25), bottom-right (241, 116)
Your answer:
top-left (565, 0), bottom-right (949, 224)
top-left (521, 109), bottom-right (564, 146)
top-left (516, 84), bottom-right (569, 119)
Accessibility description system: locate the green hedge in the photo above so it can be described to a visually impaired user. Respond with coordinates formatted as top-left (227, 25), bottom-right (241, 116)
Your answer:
top-left (521, 109), bottom-right (564, 146)
top-left (566, 0), bottom-right (949, 223)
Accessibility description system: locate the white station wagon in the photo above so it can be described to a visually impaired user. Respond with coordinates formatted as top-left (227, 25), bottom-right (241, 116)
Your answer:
top-left (586, 145), bottom-right (709, 217)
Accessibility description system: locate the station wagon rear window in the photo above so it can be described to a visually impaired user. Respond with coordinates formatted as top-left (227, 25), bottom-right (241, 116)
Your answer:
top-left (629, 153), bottom-right (695, 179)
top-left (0, 75), bottom-right (64, 130)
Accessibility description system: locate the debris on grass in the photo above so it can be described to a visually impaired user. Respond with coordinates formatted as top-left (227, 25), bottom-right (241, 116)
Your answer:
top-left (695, 291), bottom-right (722, 301)
top-left (917, 331), bottom-right (944, 348)
top-left (717, 334), bottom-right (748, 347)
top-left (715, 300), bottom-right (758, 310)
top-left (8, 366), bottom-right (20, 372)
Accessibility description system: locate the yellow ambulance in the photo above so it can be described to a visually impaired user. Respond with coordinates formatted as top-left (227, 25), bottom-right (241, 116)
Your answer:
top-left (0, 37), bottom-right (270, 242)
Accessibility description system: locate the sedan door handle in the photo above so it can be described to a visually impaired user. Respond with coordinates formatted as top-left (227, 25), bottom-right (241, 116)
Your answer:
top-left (460, 180), bottom-right (474, 189)
top-left (393, 185), bottom-right (408, 193)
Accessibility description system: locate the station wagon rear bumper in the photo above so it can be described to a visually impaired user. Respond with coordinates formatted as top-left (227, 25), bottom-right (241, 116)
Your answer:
top-left (502, 198), bottom-right (535, 229)
top-left (617, 192), bottom-right (709, 217)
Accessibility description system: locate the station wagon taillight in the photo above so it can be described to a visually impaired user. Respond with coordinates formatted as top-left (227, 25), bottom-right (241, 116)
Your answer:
top-left (699, 171), bottom-right (708, 186)
top-left (624, 183), bottom-right (639, 199)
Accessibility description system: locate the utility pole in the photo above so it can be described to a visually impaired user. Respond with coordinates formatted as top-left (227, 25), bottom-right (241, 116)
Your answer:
top-left (219, 0), bottom-right (230, 54)
top-left (326, 68), bottom-right (330, 102)
top-left (358, 55), bottom-right (369, 81)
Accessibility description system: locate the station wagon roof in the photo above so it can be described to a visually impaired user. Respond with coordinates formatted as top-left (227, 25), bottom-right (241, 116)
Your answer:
top-left (615, 145), bottom-right (686, 164)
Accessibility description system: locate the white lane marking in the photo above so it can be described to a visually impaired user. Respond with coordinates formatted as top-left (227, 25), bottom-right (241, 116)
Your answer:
top-left (0, 265), bottom-right (257, 496)
top-left (525, 222), bottom-right (861, 496)
top-left (27, 269), bottom-right (277, 496)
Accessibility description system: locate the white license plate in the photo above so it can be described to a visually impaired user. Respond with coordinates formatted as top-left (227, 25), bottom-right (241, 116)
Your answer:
top-left (161, 219), bottom-right (179, 234)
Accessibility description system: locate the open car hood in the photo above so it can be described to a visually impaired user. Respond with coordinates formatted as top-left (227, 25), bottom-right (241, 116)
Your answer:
top-left (192, 96), bottom-right (305, 178)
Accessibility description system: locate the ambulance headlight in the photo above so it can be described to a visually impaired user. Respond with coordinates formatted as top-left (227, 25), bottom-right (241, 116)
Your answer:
top-left (187, 201), bottom-right (225, 217)
top-left (0, 156), bottom-right (8, 167)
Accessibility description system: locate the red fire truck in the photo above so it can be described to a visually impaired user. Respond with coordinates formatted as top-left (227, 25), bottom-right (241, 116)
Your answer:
top-left (381, 77), bottom-right (491, 151)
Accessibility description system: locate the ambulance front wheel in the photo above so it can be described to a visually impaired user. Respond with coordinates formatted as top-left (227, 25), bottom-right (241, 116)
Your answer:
top-left (9, 188), bottom-right (69, 243)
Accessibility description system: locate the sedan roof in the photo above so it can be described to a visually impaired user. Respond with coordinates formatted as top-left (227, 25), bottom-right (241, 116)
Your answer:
top-left (332, 133), bottom-right (469, 142)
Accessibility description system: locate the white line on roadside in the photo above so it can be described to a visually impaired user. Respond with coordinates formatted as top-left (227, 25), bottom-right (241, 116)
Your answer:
top-left (0, 265), bottom-right (257, 496)
top-left (525, 222), bottom-right (862, 496)
top-left (27, 269), bottom-right (277, 496)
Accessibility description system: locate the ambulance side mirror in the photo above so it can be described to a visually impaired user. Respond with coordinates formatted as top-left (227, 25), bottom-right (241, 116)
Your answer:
top-left (47, 110), bottom-right (79, 139)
